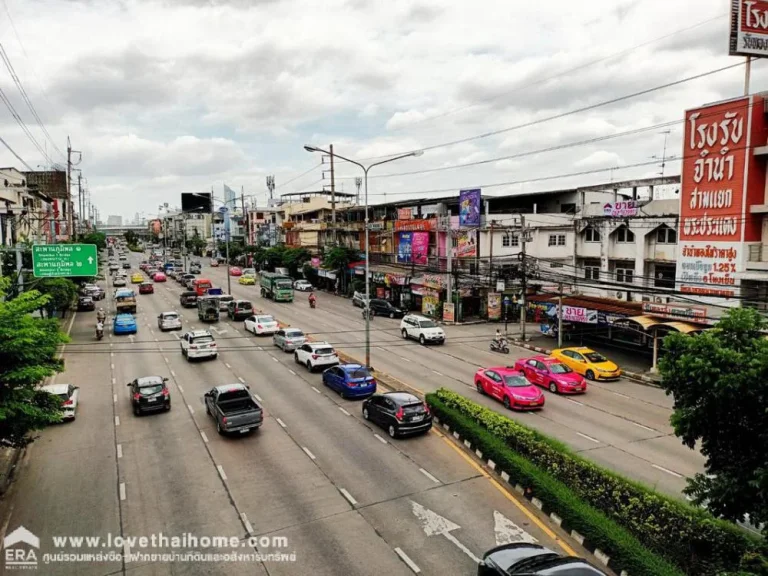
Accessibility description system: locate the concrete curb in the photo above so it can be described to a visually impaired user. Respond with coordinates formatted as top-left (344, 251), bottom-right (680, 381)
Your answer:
top-left (432, 414), bottom-right (629, 576)
top-left (0, 446), bottom-right (24, 496)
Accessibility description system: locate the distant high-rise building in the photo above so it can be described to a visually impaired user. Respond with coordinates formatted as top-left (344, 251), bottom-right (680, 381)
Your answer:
top-left (107, 215), bottom-right (122, 226)
top-left (224, 184), bottom-right (237, 210)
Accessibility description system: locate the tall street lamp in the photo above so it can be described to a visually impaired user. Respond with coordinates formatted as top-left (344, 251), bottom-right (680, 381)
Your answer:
top-left (304, 145), bottom-right (423, 369)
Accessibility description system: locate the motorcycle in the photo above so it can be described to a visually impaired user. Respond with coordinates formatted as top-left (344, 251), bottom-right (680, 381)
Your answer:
top-left (362, 308), bottom-right (375, 320)
top-left (490, 338), bottom-right (509, 354)
top-left (96, 327), bottom-right (104, 341)
top-left (309, 298), bottom-right (316, 309)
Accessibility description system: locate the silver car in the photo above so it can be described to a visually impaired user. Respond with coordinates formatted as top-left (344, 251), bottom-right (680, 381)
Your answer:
top-left (218, 295), bottom-right (234, 312)
top-left (158, 311), bottom-right (182, 331)
top-left (273, 328), bottom-right (306, 352)
top-left (41, 383), bottom-right (80, 420)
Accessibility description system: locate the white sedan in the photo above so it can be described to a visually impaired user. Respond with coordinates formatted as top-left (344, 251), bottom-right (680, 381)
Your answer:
top-left (244, 314), bottom-right (279, 335)
top-left (293, 280), bottom-right (313, 291)
top-left (41, 383), bottom-right (80, 421)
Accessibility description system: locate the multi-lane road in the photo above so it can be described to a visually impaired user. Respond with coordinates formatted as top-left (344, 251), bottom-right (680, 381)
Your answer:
top-left (0, 252), bottom-right (603, 576)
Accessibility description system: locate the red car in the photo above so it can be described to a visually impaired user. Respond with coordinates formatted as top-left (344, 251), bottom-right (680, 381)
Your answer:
top-left (139, 282), bottom-right (154, 294)
top-left (210, 259), bottom-right (219, 267)
top-left (230, 267), bottom-right (242, 276)
top-left (474, 366), bottom-right (545, 410)
top-left (514, 356), bottom-right (587, 394)
top-left (153, 272), bottom-right (167, 282)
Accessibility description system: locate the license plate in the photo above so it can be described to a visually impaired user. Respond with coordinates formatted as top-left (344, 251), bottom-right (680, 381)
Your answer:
top-left (239, 428), bottom-right (249, 434)
top-left (411, 415), bottom-right (423, 422)
top-left (147, 398), bottom-right (156, 403)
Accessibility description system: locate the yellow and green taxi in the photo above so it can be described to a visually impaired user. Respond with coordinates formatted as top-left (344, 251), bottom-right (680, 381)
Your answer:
top-left (549, 347), bottom-right (621, 381)
top-left (131, 273), bottom-right (144, 284)
top-left (238, 275), bottom-right (256, 286)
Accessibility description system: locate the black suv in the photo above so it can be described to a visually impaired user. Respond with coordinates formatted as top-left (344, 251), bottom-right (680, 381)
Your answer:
top-left (478, 544), bottom-right (605, 575)
top-left (128, 376), bottom-right (171, 416)
top-left (362, 392), bottom-right (432, 439)
top-left (369, 299), bottom-right (405, 318)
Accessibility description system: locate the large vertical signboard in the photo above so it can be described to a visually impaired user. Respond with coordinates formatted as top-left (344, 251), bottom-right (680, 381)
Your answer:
top-left (730, 0), bottom-right (768, 57)
top-left (676, 95), bottom-right (768, 303)
top-left (459, 189), bottom-right (481, 227)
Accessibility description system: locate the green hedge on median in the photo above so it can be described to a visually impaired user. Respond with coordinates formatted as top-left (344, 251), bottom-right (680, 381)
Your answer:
top-left (427, 388), bottom-right (767, 576)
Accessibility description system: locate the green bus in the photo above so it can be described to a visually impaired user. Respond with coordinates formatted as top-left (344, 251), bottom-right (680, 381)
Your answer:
top-left (260, 272), bottom-right (294, 302)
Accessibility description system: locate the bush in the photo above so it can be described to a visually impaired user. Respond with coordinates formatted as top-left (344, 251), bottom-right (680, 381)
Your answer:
top-left (427, 389), bottom-right (766, 576)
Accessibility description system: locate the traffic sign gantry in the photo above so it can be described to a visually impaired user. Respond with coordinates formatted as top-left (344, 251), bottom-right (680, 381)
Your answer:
top-left (32, 244), bottom-right (99, 278)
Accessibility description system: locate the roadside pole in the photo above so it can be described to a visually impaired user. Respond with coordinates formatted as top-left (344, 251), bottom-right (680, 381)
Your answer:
top-left (557, 282), bottom-right (563, 348)
top-left (519, 214), bottom-right (527, 341)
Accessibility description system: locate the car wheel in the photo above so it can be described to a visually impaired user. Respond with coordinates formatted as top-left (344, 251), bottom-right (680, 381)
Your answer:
top-left (389, 312), bottom-right (395, 319)
top-left (165, 403), bottom-right (171, 411)
top-left (133, 405), bottom-right (141, 417)
top-left (294, 353), bottom-right (299, 364)
top-left (205, 404), bottom-right (210, 415)
top-left (217, 421), bottom-right (224, 436)
top-left (476, 381), bottom-right (484, 395)
top-left (503, 396), bottom-right (511, 409)
top-left (363, 407), bottom-right (369, 420)
top-left (401, 329), bottom-right (408, 339)
top-left (549, 381), bottom-right (558, 394)
top-left (306, 360), bottom-right (313, 372)
top-left (388, 425), bottom-right (398, 439)
top-left (419, 335), bottom-right (426, 345)
top-left (585, 370), bottom-right (595, 381)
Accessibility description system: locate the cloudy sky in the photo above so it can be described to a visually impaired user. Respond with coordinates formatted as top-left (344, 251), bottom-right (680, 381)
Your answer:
top-left (0, 0), bottom-right (761, 220)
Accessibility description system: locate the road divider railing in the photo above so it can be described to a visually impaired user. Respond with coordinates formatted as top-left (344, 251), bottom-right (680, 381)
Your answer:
top-left (425, 388), bottom-right (765, 576)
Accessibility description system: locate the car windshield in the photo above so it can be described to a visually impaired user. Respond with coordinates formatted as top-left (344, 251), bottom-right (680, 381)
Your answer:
top-left (349, 369), bottom-right (370, 379)
top-left (117, 318), bottom-right (133, 324)
top-left (286, 330), bottom-right (304, 338)
top-left (585, 352), bottom-right (607, 363)
top-left (56, 392), bottom-right (69, 400)
top-left (549, 363), bottom-right (572, 374)
top-left (238, 302), bottom-right (253, 309)
top-left (314, 347), bottom-right (334, 355)
top-left (257, 316), bottom-right (274, 323)
top-left (419, 320), bottom-right (438, 328)
top-left (139, 384), bottom-right (164, 395)
top-left (503, 375), bottom-right (530, 387)
top-left (163, 314), bottom-right (179, 320)
top-left (277, 280), bottom-right (293, 288)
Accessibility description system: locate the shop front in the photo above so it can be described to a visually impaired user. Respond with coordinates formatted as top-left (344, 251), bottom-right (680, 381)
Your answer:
top-left (410, 273), bottom-right (446, 318)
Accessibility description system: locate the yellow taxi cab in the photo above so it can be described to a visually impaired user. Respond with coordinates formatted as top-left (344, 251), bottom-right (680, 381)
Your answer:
top-left (131, 273), bottom-right (144, 284)
top-left (238, 275), bottom-right (256, 285)
top-left (549, 347), bottom-right (620, 381)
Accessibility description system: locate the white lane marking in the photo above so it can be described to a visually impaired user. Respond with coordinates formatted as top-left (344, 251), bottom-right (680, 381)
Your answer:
top-left (374, 434), bottom-right (387, 444)
top-left (172, 333), bottom-right (180, 340)
top-left (155, 338), bottom-right (159, 342)
top-left (566, 399), bottom-right (584, 407)
top-left (400, 357), bottom-right (412, 362)
top-left (116, 444), bottom-right (123, 459)
top-left (394, 547), bottom-right (421, 574)
top-left (119, 483), bottom-right (126, 501)
top-left (115, 416), bottom-right (120, 426)
top-left (339, 407), bottom-right (351, 416)
top-left (419, 468), bottom-right (440, 484)
top-left (164, 357), bottom-right (169, 362)
top-left (110, 343), bottom-right (113, 348)
top-left (237, 377), bottom-right (245, 383)
top-left (110, 364), bottom-right (115, 370)
top-left (272, 356), bottom-right (279, 363)
top-left (339, 488), bottom-right (357, 506)
top-left (113, 394), bottom-right (117, 404)
top-left (201, 431), bottom-right (209, 443)
top-left (187, 404), bottom-right (194, 415)
top-left (225, 363), bottom-right (231, 369)
top-left (376, 346), bottom-right (387, 352)
top-left (302, 447), bottom-right (316, 460)
top-left (110, 352), bottom-right (115, 358)
top-left (652, 464), bottom-right (683, 478)
top-left (257, 346), bottom-right (263, 351)
top-left (612, 391), bottom-right (631, 399)
top-left (217, 465), bottom-right (228, 481)
top-left (177, 384), bottom-right (184, 393)
top-left (632, 422), bottom-right (656, 432)
top-left (241, 513), bottom-right (254, 535)
top-left (432, 370), bottom-right (443, 376)
top-left (111, 377), bottom-right (116, 385)
top-left (289, 369), bottom-right (296, 375)
top-left (276, 418), bottom-right (287, 428)
top-left (171, 370), bottom-right (176, 377)
top-left (253, 393), bottom-right (263, 402)
top-left (577, 432), bottom-right (600, 443)
top-left (311, 386), bottom-right (321, 394)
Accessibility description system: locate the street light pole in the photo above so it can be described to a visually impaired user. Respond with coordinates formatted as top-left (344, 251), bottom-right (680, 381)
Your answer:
top-left (304, 145), bottom-right (423, 369)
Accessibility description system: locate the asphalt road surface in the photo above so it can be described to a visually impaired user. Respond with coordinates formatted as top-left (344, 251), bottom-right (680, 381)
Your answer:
top-left (0, 253), bottom-right (602, 576)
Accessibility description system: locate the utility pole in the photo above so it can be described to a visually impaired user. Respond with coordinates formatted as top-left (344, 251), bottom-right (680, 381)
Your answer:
top-left (329, 144), bottom-right (336, 245)
top-left (557, 282), bottom-right (563, 348)
top-left (77, 173), bottom-right (82, 238)
top-left (519, 214), bottom-right (527, 341)
top-left (67, 137), bottom-right (81, 241)
top-left (488, 220), bottom-right (495, 289)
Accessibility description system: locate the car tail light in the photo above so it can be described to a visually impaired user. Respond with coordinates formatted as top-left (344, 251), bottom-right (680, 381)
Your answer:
top-left (190, 345), bottom-right (198, 350)
top-left (369, 379), bottom-right (376, 387)
top-left (395, 407), bottom-right (404, 421)
top-left (423, 402), bottom-right (430, 414)
top-left (257, 325), bottom-right (262, 329)
top-left (210, 343), bottom-right (216, 347)
top-left (133, 393), bottom-right (141, 401)
top-left (222, 417), bottom-right (227, 425)
top-left (162, 388), bottom-right (170, 397)
top-left (312, 354), bottom-right (319, 360)
top-left (62, 398), bottom-right (73, 406)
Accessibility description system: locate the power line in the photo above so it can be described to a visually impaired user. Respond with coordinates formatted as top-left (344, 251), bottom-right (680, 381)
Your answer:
top-left (0, 136), bottom-right (31, 169)
top-left (0, 84), bottom-right (52, 165)
top-left (275, 163), bottom-right (323, 190)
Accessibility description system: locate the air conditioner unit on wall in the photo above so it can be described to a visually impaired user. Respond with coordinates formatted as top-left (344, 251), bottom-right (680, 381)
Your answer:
top-left (654, 296), bottom-right (670, 304)
top-left (615, 291), bottom-right (625, 300)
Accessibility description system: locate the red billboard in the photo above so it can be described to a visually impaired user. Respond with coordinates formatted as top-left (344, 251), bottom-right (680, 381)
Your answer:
top-left (730, 0), bottom-right (768, 57)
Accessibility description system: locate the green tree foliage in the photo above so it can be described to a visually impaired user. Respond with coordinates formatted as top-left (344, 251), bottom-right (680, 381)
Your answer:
top-left (80, 231), bottom-right (107, 251)
top-left (0, 278), bottom-right (69, 447)
top-left (323, 246), bottom-right (360, 272)
top-left (124, 230), bottom-right (138, 246)
top-left (282, 248), bottom-right (310, 277)
top-left (35, 278), bottom-right (78, 318)
top-left (658, 308), bottom-right (768, 532)
top-left (185, 234), bottom-right (206, 256)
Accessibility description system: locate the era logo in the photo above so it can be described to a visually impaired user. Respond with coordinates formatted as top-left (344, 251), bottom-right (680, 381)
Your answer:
top-left (3, 526), bottom-right (39, 569)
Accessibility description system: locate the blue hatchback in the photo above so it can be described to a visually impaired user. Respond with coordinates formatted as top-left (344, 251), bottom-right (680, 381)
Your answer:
top-left (113, 313), bottom-right (137, 335)
top-left (322, 364), bottom-right (376, 399)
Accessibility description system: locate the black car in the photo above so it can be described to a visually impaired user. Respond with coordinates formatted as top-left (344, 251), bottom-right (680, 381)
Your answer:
top-left (128, 376), bottom-right (171, 416)
top-left (362, 392), bottom-right (432, 439)
top-left (180, 291), bottom-right (198, 308)
top-left (478, 544), bottom-right (606, 576)
top-left (122, 262), bottom-right (131, 269)
top-left (369, 299), bottom-right (405, 318)
top-left (77, 296), bottom-right (95, 311)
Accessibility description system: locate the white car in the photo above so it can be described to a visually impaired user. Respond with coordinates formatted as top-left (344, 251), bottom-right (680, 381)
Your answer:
top-left (157, 311), bottom-right (182, 331)
top-left (41, 383), bottom-right (80, 421)
top-left (242, 268), bottom-right (257, 277)
top-left (293, 280), bottom-right (313, 291)
top-left (295, 341), bottom-right (339, 372)
top-left (180, 330), bottom-right (218, 361)
top-left (244, 314), bottom-right (279, 335)
top-left (113, 276), bottom-right (127, 287)
top-left (218, 295), bottom-right (234, 312)
top-left (400, 314), bottom-right (446, 345)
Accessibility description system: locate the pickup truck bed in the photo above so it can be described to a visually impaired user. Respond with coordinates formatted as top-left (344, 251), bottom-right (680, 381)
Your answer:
top-left (204, 384), bottom-right (263, 435)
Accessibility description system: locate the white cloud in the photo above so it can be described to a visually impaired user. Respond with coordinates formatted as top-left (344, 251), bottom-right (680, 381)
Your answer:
top-left (574, 150), bottom-right (624, 169)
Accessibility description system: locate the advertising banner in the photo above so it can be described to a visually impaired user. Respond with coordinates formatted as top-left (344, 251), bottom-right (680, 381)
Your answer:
top-left (456, 230), bottom-right (477, 257)
top-left (488, 293), bottom-right (501, 320)
top-left (412, 231), bottom-right (429, 265)
top-left (422, 294), bottom-right (440, 316)
top-left (394, 219), bottom-right (436, 232)
top-left (459, 189), bottom-right (482, 227)
top-left (730, 0), bottom-right (768, 57)
top-left (603, 201), bottom-right (639, 217)
top-left (561, 306), bottom-right (598, 324)
top-left (397, 208), bottom-right (412, 220)
top-left (397, 232), bottom-right (413, 263)
top-left (443, 302), bottom-right (455, 322)
top-left (642, 302), bottom-right (708, 322)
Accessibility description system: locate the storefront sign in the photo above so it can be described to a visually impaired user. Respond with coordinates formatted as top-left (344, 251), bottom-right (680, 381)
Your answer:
top-left (376, 287), bottom-right (386, 299)
top-left (496, 280), bottom-right (505, 292)
top-left (678, 244), bottom-right (740, 298)
top-left (318, 269), bottom-right (337, 280)
top-left (561, 306), bottom-right (598, 324)
top-left (411, 274), bottom-right (445, 290)
top-left (367, 222), bottom-right (384, 231)
top-left (412, 231), bottom-right (429, 265)
top-left (397, 232), bottom-right (413, 263)
top-left (422, 294), bottom-right (440, 315)
top-left (730, 0), bottom-right (768, 57)
top-left (459, 189), bottom-right (482, 227)
top-left (603, 201), bottom-right (639, 217)
top-left (397, 208), bottom-right (412, 220)
top-left (455, 230), bottom-right (477, 258)
top-left (642, 302), bottom-right (708, 321)
top-left (394, 219), bottom-right (436, 232)
top-left (371, 272), bottom-right (386, 284)
top-left (443, 302), bottom-right (455, 322)
top-left (488, 293), bottom-right (501, 320)
top-left (385, 273), bottom-right (408, 285)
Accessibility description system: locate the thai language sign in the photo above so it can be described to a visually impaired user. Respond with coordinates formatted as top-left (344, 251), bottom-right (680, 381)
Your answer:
top-left (641, 302), bottom-right (708, 322)
top-left (443, 302), bottom-right (455, 322)
top-left (459, 189), bottom-right (481, 227)
top-left (603, 201), bottom-right (639, 217)
top-left (394, 219), bottom-right (436, 232)
top-left (730, 0), bottom-right (768, 57)
top-left (678, 244), bottom-right (740, 298)
top-left (488, 293), bottom-right (501, 320)
top-left (397, 208), bottom-right (412, 220)
top-left (412, 232), bottom-right (429, 265)
top-left (456, 230), bottom-right (477, 257)
top-left (561, 306), bottom-right (598, 324)
top-left (32, 244), bottom-right (98, 277)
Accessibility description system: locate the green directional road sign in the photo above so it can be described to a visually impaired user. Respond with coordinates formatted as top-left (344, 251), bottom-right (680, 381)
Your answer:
top-left (32, 244), bottom-right (99, 278)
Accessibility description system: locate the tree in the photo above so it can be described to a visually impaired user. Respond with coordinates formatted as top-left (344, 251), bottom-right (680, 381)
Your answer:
top-left (81, 231), bottom-right (106, 251)
top-left (658, 307), bottom-right (768, 531)
top-left (323, 246), bottom-right (361, 294)
top-left (186, 234), bottom-right (206, 256)
top-left (35, 278), bottom-right (78, 318)
top-left (0, 278), bottom-right (69, 447)
top-left (282, 248), bottom-right (310, 277)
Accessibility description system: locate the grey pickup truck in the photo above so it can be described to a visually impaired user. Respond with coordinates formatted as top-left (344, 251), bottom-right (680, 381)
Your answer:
top-left (203, 384), bottom-right (263, 436)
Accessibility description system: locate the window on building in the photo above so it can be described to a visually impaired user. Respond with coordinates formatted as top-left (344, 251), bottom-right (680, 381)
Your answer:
top-left (654, 264), bottom-right (676, 289)
top-left (584, 266), bottom-right (600, 280)
top-left (502, 235), bottom-right (510, 247)
top-left (616, 268), bottom-right (634, 284)
top-left (616, 226), bottom-right (635, 243)
top-left (451, 236), bottom-right (458, 248)
top-left (585, 226), bottom-right (601, 242)
top-left (656, 227), bottom-right (677, 244)
top-left (550, 262), bottom-right (563, 268)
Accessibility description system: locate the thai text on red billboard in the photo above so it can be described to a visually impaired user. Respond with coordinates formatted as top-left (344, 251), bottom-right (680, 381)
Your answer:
top-left (730, 0), bottom-right (768, 57)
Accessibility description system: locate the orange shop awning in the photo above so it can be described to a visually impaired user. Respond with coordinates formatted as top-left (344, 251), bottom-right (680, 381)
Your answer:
top-left (615, 315), bottom-right (663, 330)
top-left (656, 321), bottom-right (705, 334)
